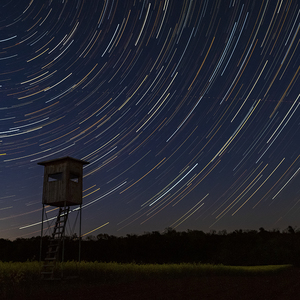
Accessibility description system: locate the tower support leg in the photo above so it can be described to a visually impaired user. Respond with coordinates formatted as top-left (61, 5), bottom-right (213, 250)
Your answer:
top-left (39, 204), bottom-right (45, 262)
top-left (79, 204), bottom-right (82, 263)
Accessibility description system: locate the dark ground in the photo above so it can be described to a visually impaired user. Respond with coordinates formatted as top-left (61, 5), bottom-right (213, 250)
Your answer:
top-left (5, 267), bottom-right (300, 300)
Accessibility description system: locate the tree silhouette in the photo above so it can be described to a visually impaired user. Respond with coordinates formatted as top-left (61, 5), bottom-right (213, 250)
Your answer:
top-left (2, 227), bottom-right (300, 266)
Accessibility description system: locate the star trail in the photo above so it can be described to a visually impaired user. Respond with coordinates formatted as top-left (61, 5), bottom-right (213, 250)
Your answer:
top-left (1, 0), bottom-right (300, 240)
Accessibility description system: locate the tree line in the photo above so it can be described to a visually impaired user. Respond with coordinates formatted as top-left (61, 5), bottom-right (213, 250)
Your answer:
top-left (1, 227), bottom-right (300, 266)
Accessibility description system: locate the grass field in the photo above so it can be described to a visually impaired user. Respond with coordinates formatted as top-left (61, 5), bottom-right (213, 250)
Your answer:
top-left (0, 262), bottom-right (295, 300)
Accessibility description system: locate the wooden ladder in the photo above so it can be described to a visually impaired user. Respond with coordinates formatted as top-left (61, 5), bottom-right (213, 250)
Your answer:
top-left (41, 206), bottom-right (70, 280)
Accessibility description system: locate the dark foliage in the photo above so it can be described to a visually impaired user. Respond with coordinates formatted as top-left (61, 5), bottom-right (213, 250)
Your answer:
top-left (1, 227), bottom-right (300, 266)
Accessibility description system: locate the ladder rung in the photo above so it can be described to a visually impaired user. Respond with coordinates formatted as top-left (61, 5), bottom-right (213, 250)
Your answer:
top-left (42, 264), bottom-right (55, 267)
top-left (47, 250), bottom-right (58, 254)
top-left (45, 257), bottom-right (56, 261)
top-left (45, 256), bottom-right (57, 260)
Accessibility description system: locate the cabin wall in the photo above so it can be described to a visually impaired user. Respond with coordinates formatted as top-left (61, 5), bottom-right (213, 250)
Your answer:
top-left (42, 160), bottom-right (83, 206)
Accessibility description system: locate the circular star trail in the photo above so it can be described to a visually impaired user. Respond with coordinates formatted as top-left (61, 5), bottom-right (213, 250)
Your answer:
top-left (1, 0), bottom-right (300, 239)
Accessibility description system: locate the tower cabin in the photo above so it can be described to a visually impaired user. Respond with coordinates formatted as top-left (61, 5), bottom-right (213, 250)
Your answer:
top-left (38, 156), bottom-right (89, 207)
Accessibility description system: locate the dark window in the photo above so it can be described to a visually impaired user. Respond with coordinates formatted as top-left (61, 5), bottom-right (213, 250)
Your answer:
top-left (48, 172), bottom-right (63, 182)
top-left (70, 173), bottom-right (79, 183)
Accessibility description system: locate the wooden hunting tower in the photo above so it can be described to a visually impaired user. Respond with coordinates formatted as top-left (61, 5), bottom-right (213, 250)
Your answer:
top-left (38, 156), bottom-right (89, 280)
top-left (38, 156), bottom-right (89, 207)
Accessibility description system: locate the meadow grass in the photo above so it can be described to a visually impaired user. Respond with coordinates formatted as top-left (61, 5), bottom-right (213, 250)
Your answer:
top-left (0, 261), bottom-right (292, 299)
top-left (0, 261), bottom-right (292, 285)
top-left (73, 262), bottom-right (292, 282)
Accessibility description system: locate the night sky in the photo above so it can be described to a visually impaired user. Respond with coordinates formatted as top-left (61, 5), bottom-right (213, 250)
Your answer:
top-left (1, 0), bottom-right (300, 240)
